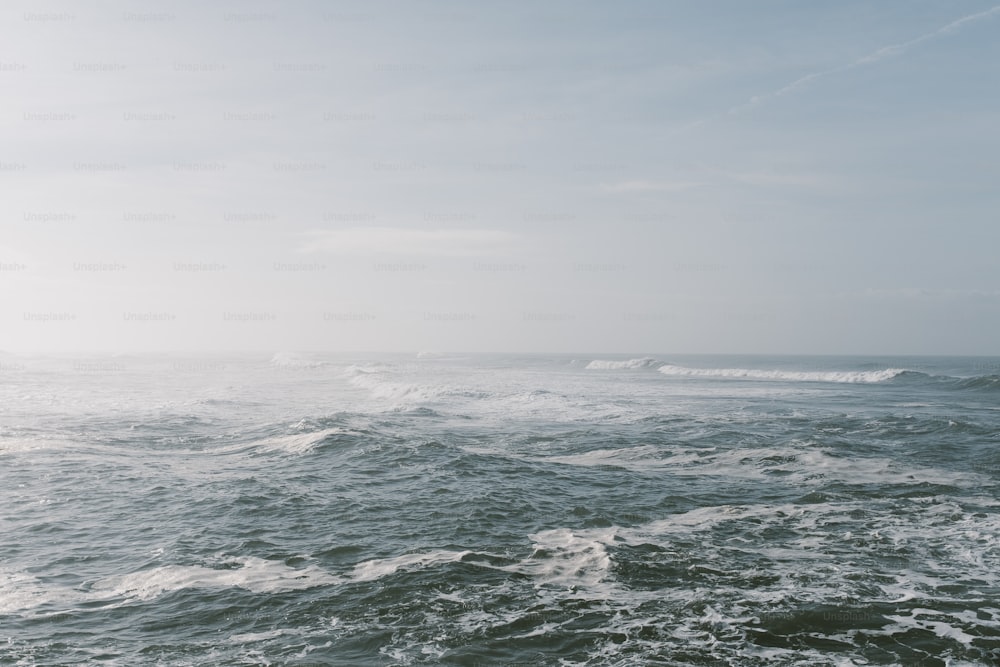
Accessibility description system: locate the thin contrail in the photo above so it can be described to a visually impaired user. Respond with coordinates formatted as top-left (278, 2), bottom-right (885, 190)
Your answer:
top-left (850, 4), bottom-right (1000, 67)
top-left (682, 4), bottom-right (1000, 130)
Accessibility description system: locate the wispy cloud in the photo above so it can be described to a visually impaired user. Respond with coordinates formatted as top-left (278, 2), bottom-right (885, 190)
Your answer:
top-left (858, 4), bottom-right (1000, 63)
top-left (601, 180), bottom-right (703, 194)
top-left (298, 228), bottom-right (515, 256)
top-left (683, 4), bottom-right (1000, 129)
top-left (740, 5), bottom-right (1000, 112)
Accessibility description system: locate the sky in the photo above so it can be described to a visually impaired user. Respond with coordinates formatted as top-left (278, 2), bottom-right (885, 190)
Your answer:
top-left (1, 0), bottom-right (998, 355)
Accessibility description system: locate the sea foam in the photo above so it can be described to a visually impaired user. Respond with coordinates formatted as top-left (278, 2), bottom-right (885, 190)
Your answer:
top-left (90, 556), bottom-right (341, 601)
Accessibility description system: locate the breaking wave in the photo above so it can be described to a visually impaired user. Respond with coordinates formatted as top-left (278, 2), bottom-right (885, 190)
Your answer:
top-left (269, 351), bottom-right (328, 369)
top-left (585, 358), bottom-right (664, 370)
top-left (657, 364), bottom-right (907, 383)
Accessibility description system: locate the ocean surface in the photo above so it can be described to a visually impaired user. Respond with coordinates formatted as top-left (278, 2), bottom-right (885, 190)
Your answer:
top-left (2, 352), bottom-right (999, 666)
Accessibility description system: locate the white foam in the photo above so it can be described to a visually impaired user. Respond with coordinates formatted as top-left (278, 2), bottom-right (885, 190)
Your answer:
top-left (500, 528), bottom-right (618, 593)
top-left (879, 611), bottom-right (979, 648)
top-left (585, 358), bottom-right (663, 370)
top-left (636, 503), bottom-right (780, 535)
top-left (657, 364), bottom-right (906, 383)
top-left (336, 498), bottom-right (1000, 665)
top-left (0, 568), bottom-right (70, 614)
top-left (626, 499), bottom-right (1000, 598)
top-left (90, 556), bottom-right (341, 601)
top-left (306, 501), bottom-right (1000, 665)
top-left (351, 549), bottom-right (471, 582)
top-left (228, 628), bottom-right (300, 644)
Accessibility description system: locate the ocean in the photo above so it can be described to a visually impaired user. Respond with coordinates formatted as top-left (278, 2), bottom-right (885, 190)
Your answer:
top-left (2, 352), bottom-right (999, 666)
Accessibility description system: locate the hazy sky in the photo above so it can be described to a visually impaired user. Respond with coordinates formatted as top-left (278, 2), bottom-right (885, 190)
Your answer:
top-left (2, 0), bottom-right (998, 355)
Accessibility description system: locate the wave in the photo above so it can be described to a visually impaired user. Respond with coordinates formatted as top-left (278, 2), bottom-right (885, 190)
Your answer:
top-left (892, 371), bottom-right (1000, 393)
top-left (657, 364), bottom-right (906, 384)
top-left (269, 352), bottom-right (327, 369)
top-left (343, 365), bottom-right (550, 407)
top-left (955, 374), bottom-right (1000, 392)
top-left (343, 365), bottom-right (467, 402)
top-left (240, 426), bottom-right (353, 456)
top-left (344, 366), bottom-right (631, 422)
top-left (585, 359), bottom-right (910, 384)
top-left (585, 358), bottom-right (663, 370)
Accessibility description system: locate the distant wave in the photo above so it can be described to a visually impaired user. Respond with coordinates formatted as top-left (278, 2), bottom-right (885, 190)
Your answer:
top-left (344, 365), bottom-right (491, 402)
top-left (586, 358), bottom-right (664, 370)
top-left (585, 358), bottom-right (907, 383)
top-left (656, 364), bottom-right (907, 384)
top-left (269, 352), bottom-right (326, 369)
top-left (344, 365), bottom-right (441, 401)
top-left (585, 358), bottom-right (1000, 390)
top-left (889, 371), bottom-right (1000, 392)
top-left (343, 365), bottom-right (628, 421)
top-left (955, 374), bottom-right (1000, 392)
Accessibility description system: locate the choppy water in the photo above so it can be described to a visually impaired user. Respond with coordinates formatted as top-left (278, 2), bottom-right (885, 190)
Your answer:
top-left (2, 352), bottom-right (999, 666)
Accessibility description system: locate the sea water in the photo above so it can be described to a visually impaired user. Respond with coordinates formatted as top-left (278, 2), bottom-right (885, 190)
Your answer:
top-left (2, 352), bottom-right (999, 665)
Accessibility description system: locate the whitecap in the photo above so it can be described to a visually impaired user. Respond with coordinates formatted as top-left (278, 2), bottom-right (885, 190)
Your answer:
top-left (657, 364), bottom-right (906, 383)
top-left (585, 358), bottom-right (663, 370)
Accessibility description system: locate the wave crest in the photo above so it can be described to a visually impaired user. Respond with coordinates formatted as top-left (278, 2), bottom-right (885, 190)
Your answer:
top-left (586, 358), bottom-right (663, 370)
top-left (956, 374), bottom-right (1000, 392)
top-left (269, 352), bottom-right (326, 369)
top-left (656, 365), bottom-right (906, 384)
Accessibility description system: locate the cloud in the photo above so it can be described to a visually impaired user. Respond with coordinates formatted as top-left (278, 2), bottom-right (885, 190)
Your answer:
top-left (857, 4), bottom-right (1000, 64)
top-left (721, 4), bottom-right (1000, 118)
top-left (601, 180), bottom-right (703, 194)
top-left (297, 227), bottom-right (516, 256)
